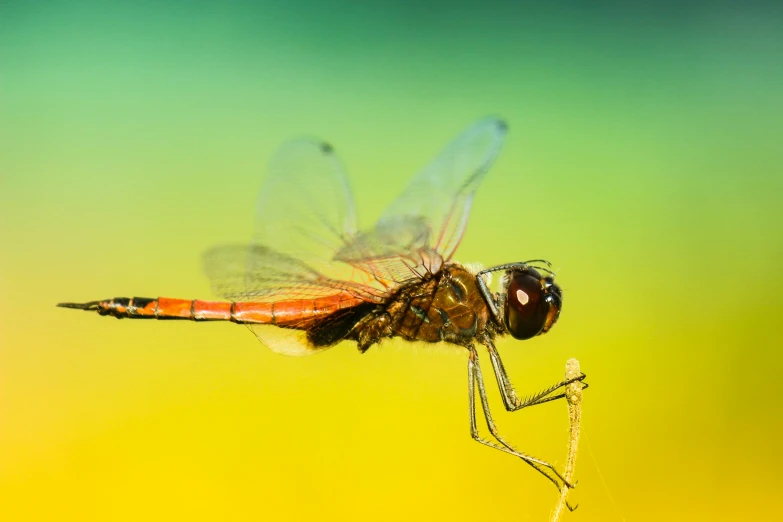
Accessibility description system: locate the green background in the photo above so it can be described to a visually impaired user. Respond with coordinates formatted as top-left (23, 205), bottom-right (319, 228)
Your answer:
top-left (2, 1), bottom-right (781, 520)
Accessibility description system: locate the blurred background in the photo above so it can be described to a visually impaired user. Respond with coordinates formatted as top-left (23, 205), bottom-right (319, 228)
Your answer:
top-left (1, 1), bottom-right (781, 520)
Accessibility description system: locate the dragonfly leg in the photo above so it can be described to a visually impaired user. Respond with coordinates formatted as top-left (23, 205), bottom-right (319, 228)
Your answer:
top-left (468, 348), bottom-right (574, 492)
top-left (482, 338), bottom-right (587, 412)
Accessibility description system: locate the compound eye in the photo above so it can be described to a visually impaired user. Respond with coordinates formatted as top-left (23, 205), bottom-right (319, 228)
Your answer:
top-left (505, 273), bottom-right (549, 340)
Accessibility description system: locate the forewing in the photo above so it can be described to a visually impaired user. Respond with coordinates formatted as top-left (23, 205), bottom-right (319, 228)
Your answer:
top-left (204, 120), bottom-right (505, 354)
top-left (337, 117), bottom-right (507, 280)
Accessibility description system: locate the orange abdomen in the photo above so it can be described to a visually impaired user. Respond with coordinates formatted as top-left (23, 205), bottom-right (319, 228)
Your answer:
top-left (57, 292), bottom-right (367, 328)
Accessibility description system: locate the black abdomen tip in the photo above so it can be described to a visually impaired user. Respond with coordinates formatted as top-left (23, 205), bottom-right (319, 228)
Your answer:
top-left (57, 301), bottom-right (101, 310)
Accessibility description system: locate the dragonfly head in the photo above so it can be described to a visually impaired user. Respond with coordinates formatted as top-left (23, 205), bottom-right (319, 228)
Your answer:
top-left (502, 267), bottom-right (562, 340)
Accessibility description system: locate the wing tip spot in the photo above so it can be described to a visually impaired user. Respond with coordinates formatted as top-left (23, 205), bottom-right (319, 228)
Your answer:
top-left (320, 141), bottom-right (333, 154)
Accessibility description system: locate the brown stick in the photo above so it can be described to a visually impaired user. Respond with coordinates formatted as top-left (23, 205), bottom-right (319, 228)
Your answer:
top-left (551, 358), bottom-right (584, 522)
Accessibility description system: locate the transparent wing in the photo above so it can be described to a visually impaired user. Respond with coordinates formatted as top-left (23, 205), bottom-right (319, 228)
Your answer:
top-left (252, 139), bottom-right (357, 268)
top-left (381, 117), bottom-right (507, 259)
top-left (204, 140), bottom-right (386, 356)
top-left (336, 117), bottom-right (507, 281)
top-left (203, 245), bottom-right (384, 303)
top-left (204, 119), bottom-right (506, 355)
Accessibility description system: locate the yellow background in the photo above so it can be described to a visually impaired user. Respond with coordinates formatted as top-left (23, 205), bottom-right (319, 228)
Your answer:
top-left (2, 2), bottom-right (781, 520)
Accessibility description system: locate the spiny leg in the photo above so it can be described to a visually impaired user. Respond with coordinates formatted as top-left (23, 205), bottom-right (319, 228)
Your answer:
top-left (483, 338), bottom-right (587, 412)
top-left (468, 349), bottom-right (573, 492)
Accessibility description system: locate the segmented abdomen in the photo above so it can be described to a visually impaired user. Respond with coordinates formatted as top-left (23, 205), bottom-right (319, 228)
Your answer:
top-left (80, 292), bottom-right (366, 327)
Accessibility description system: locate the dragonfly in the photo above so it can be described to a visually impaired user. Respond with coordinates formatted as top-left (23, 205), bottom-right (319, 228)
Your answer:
top-left (59, 117), bottom-right (587, 492)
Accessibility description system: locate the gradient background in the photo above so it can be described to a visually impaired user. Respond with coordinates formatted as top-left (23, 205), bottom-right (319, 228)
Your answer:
top-left (2, 1), bottom-right (781, 521)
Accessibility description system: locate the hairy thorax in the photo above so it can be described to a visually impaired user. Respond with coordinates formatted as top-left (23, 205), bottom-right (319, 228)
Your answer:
top-left (386, 264), bottom-right (491, 345)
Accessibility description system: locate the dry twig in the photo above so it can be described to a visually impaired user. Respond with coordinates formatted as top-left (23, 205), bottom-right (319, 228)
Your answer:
top-left (550, 358), bottom-right (585, 522)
